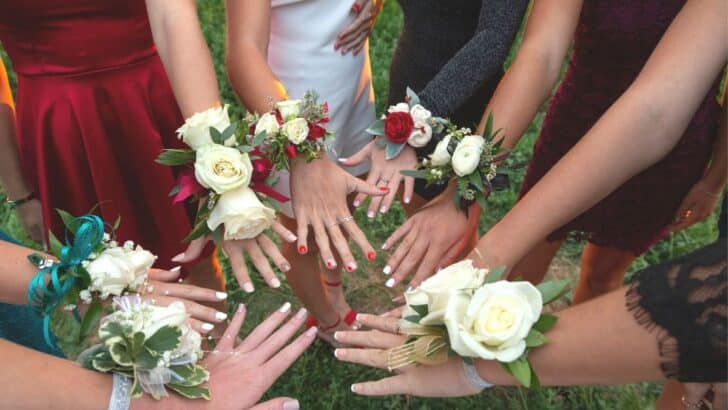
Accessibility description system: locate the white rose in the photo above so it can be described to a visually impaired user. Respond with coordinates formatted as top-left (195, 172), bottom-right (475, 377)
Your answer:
top-left (142, 301), bottom-right (189, 339)
top-left (176, 105), bottom-right (234, 150)
top-left (409, 104), bottom-right (431, 128)
top-left (409, 260), bottom-right (486, 325)
top-left (429, 134), bottom-right (452, 166)
top-left (194, 144), bottom-right (253, 194)
top-left (444, 280), bottom-right (542, 362)
top-left (387, 102), bottom-right (410, 113)
top-left (281, 117), bottom-right (310, 145)
top-left (86, 247), bottom-right (137, 298)
top-left (276, 100), bottom-right (302, 120)
top-left (207, 186), bottom-right (276, 240)
top-left (451, 135), bottom-right (485, 177)
top-left (254, 112), bottom-right (280, 137)
top-left (407, 123), bottom-right (433, 148)
top-left (125, 245), bottom-right (156, 289)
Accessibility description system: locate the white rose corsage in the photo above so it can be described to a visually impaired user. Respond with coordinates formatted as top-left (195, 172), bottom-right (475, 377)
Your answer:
top-left (386, 259), bottom-right (570, 388)
top-left (365, 88), bottom-right (448, 160)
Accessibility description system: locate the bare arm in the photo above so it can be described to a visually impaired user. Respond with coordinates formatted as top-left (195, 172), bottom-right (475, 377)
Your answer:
top-left (474, 0), bottom-right (727, 269)
top-left (145, 0), bottom-right (221, 117)
top-left (702, 98), bottom-right (727, 194)
top-left (0, 59), bottom-right (33, 202)
top-left (226, 0), bottom-right (287, 114)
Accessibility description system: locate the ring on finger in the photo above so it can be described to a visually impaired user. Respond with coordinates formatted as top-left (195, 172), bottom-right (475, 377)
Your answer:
top-left (326, 220), bottom-right (341, 229)
top-left (684, 209), bottom-right (693, 219)
top-left (339, 215), bottom-right (354, 224)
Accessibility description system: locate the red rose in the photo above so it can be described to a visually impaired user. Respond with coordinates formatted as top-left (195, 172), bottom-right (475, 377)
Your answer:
top-left (275, 110), bottom-right (284, 125)
top-left (384, 112), bottom-right (414, 144)
top-left (285, 144), bottom-right (298, 159)
top-left (308, 123), bottom-right (326, 140)
top-left (251, 157), bottom-right (273, 183)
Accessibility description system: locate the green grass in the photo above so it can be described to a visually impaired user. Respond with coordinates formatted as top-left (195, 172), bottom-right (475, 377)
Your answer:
top-left (1, 1), bottom-right (722, 409)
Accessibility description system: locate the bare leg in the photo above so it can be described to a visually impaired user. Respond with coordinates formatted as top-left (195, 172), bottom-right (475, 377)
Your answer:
top-left (508, 239), bottom-right (564, 284)
top-left (573, 243), bottom-right (636, 304)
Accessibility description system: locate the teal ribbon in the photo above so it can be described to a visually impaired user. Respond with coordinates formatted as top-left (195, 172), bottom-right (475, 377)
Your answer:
top-left (26, 214), bottom-right (105, 347)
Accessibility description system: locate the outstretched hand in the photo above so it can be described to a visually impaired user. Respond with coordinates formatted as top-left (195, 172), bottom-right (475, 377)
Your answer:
top-left (670, 178), bottom-right (723, 232)
top-left (335, 0), bottom-right (384, 56)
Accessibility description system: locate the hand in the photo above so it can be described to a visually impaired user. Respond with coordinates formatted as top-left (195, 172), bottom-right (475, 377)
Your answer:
top-left (670, 179), bottom-right (723, 232)
top-left (143, 268), bottom-right (230, 334)
top-left (16, 198), bottom-right (45, 247)
top-left (335, 0), bottom-right (384, 56)
top-left (340, 141), bottom-right (417, 217)
top-left (290, 157), bottom-right (386, 271)
top-left (381, 184), bottom-right (480, 290)
top-left (682, 383), bottom-right (727, 410)
top-left (333, 313), bottom-right (481, 397)
top-left (196, 302), bottom-right (315, 410)
top-left (172, 221), bottom-right (297, 293)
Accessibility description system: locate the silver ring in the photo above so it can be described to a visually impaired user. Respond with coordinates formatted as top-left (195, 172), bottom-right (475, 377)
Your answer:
top-left (339, 216), bottom-right (354, 224)
top-left (326, 220), bottom-right (341, 229)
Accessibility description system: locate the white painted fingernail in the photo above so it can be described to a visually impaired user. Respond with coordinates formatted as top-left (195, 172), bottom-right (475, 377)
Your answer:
top-left (279, 302), bottom-right (292, 313)
top-left (242, 282), bottom-right (254, 293)
top-left (215, 311), bottom-right (228, 321)
top-left (170, 266), bottom-right (181, 273)
top-left (383, 265), bottom-right (392, 275)
top-left (334, 348), bottom-right (343, 358)
top-left (237, 303), bottom-right (246, 313)
top-left (171, 253), bottom-right (185, 263)
top-left (283, 399), bottom-right (300, 410)
top-left (338, 157), bottom-right (348, 162)
top-left (295, 307), bottom-right (308, 319)
top-left (353, 200), bottom-right (361, 207)
top-left (281, 263), bottom-right (291, 272)
top-left (306, 326), bottom-right (318, 337)
top-left (351, 384), bottom-right (358, 393)
top-left (404, 196), bottom-right (411, 204)
top-left (380, 206), bottom-right (388, 213)
top-left (406, 286), bottom-right (413, 292)
top-left (287, 234), bottom-right (298, 242)
top-left (201, 323), bottom-right (214, 332)
top-left (385, 278), bottom-right (395, 288)
top-left (215, 291), bottom-right (228, 300)
top-left (271, 278), bottom-right (281, 288)
top-left (381, 243), bottom-right (388, 250)
top-left (334, 331), bottom-right (342, 341)
top-left (367, 211), bottom-right (375, 219)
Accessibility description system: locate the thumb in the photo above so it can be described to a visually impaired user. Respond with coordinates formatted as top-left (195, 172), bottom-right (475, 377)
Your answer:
top-left (347, 174), bottom-right (388, 196)
top-left (171, 236), bottom-right (209, 263)
top-left (248, 397), bottom-right (300, 410)
top-left (339, 140), bottom-right (373, 167)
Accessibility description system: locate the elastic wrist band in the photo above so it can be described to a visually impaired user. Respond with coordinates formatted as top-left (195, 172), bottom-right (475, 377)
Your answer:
top-left (108, 374), bottom-right (132, 410)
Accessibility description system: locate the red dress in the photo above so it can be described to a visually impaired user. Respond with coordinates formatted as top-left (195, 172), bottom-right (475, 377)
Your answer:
top-left (0, 1), bottom-right (192, 267)
top-left (519, 0), bottom-right (721, 255)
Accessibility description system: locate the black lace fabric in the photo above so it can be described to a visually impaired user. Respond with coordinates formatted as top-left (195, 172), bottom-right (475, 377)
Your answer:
top-left (626, 238), bottom-right (727, 382)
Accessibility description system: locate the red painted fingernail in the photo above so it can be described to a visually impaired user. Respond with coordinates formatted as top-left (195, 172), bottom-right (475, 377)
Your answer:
top-left (351, 3), bottom-right (361, 13)
top-left (346, 263), bottom-right (357, 272)
top-left (367, 251), bottom-right (376, 261)
top-left (379, 187), bottom-right (390, 192)
top-left (326, 260), bottom-right (336, 269)
top-left (298, 245), bottom-right (307, 254)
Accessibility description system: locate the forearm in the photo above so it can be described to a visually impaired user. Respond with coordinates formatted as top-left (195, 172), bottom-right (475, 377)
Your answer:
top-left (227, 44), bottom-right (287, 114)
top-left (701, 101), bottom-right (727, 192)
top-left (0, 61), bottom-right (33, 200)
top-left (145, 0), bottom-right (220, 117)
top-left (475, 287), bottom-right (664, 386)
top-left (0, 240), bottom-right (51, 304)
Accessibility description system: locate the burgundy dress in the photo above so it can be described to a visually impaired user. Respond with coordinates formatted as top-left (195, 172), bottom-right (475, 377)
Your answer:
top-left (0, 1), bottom-right (192, 266)
top-left (519, 0), bottom-right (721, 255)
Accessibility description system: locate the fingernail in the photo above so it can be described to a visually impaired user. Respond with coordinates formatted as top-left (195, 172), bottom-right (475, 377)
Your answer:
top-left (271, 278), bottom-right (281, 288)
top-left (356, 313), bottom-right (364, 321)
top-left (306, 326), bottom-right (318, 337)
top-left (171, 253), bottom-right (185, 262)
top-left (287, 234), bottom-right (298, 242)
top-left (215, 311), bottom-right (228, 321)
top-left (281, 263), bottom-right (292, 272)
top-left (383, 265), bottom-right (391, 275)
top-left (298, 245), bottom-right (307, 254)
top-left (295, 307), bottom-right (308, 319)
top-left (338, 157), bottom-right (348, 162)
top-left (215, 291), bottom-right (228, 300)
top-left (404, 196), bottom-right (411, 204)
top-left (385, 278), bottom-right (395, 288)
top-left (406, 286), bottom-right (413, 292)
top-left (334, 331), bottom-right (342, 341)
top-left (346, 262), bottom-right (357, 272)
top-left (367, 251), bottom-right (376, 261)
top-left (353, 200), bottom-right (361, 207)
top-left (381, 243), bottom-right (388, 250)
top-left (326, 259), bottom-right (337, 269)
top-left (334, 348), bottom-right (344, 358)
top-left (170, 266), bottom-right (181, 273)
top-left (237, 303), bottom-right (246, 313)
top-left (283, 399), bottom-right (300, 410)
top-left (379, 187), bottom-right (390, 192)
top-left (201, 323), bottom-right (215, 332)
top-left (243, 282), bottom-right (255, 293)
top-left (351, 384), bottom-right (358, 393)
top-left (367, 211), bottom-right (375, 218)
top-left (380, 206), bottom-right (388, 213)
top-left (279, 302), bottom-right (292, 313)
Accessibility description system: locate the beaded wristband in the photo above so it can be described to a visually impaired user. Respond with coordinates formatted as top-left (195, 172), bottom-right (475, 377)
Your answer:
top-left (108, 374), bottom-right (132, 410)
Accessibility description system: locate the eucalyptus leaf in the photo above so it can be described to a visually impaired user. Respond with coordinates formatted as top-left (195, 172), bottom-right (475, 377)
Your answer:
top-left (525, 328), bottom-right (548, 348)
top-left (536, 279), bottom-right (571, 305)
top-left (209, 127), bottom-right (225, 145)
top-left (501, 356), bottom-right (532, 388)
top-left (252, 131), bottom-right (267, 146)
top-left (406, 87), bottom-right (421, 106)
top-left (155, 149), bottom-right (196, 166)
top-left (375, 136), bottom-right (387, 147)
top-left (221, 123), bottom-right (237, 142)
top-left (79, 300), bottom-right (103, 340)
top-left (485, 266), bottom-right (506, 283)
top-left (365, 119), bottom-right (385, 136)
top-left (400, 169), bottom-right (428, 179)
top-left (532, 313), bottom-right (558, 333)
top-left (385, 142), bottom-right (406, 160)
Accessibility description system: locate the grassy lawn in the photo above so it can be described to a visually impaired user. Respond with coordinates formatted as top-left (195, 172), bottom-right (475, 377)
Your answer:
top-left (1, 1), bottom-right (722, 409)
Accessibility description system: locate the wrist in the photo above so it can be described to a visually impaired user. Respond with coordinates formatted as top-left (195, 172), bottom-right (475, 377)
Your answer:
top-left (698, 173), bottom-right (726, 196)
top-left (5, 191), bottom-right (37, 209)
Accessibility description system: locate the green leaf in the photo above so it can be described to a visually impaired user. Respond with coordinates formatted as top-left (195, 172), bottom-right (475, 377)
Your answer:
top-left (56, 209), bottom-right (78, 234)
top-left (48, 230), bottom-right (63, 256)
top-left (410, 304), bottom-right (429, 318)
top-left (130, 331), bottom-right (146, 357)
top-left (91, 356), bottom-right (116, 372)
top-left (131, 379), bottom-right (144, 399)
top-left (221, 123), bottom-right (237, 143)
top-left (484, 111), bottom-right (494, 137)
top-left (525, 328), bottom-right (548, 348)
top-left (167, 384), bottom-right (211, 400)
top-left (501, 356), bottom-right (531, 388)
top-left (134, 348), bottom-right (158, 370)
top-left (468, 172), bottom-right (484, 193)
top-left (403, 315), bottom-right (421, 324)
top-left (529, 360), bottom-right (542, 390)
top-left (112, 215), bottom-right (122, 231)
top-left (169, 364), bottom-right (210, 386)
top-left (27, 253), bottom-right (45, 268)
top-left (536, 279), bottom-right (571, 305)
top-left (145, 325), bottom-right (182, 353)
top-left (100, 321), bottom-right (126, 341)
top-left (365, 119), bottom-right (385, 136)
top-left (406, 87), bottom-right (421, 106)
top-left (109, 342), bottom-right (133, 367)
top-left (209, 127), bottom-right (225, 145)
top-left (168, 185), bottom-right (181, 197)
top-left (156, 149), bottom-right (196, 166)
top-left (476, 194), bottom-right (489, 212)
top-left (79, 300), bottom-right (103, 340)
top-left (182, 218), bottom-right (211, 243)
top-left (485, 266), bottom-right (506, 283)
top-left (375, 136), bottom-right (387, 147)
top-left (532, 313), bottom-right (558, 333)
top-left (252, 131), bottom-right (267, 146)
top-left (400, 169), bottom-right (428, 179)
top-left (238, 145), bottom-right (255, 153)
top-left (385, 142), bottom-right (406, 160)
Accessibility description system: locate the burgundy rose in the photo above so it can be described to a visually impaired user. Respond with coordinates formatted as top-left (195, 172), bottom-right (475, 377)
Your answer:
top-left (308, 123), bottom-right (326, 140)
top-left (285, 144), bottom-right (298, 159)
top-left (251, 157), bottom-right (273, 183)
top-left (384, 112), bottom-right (414, 144)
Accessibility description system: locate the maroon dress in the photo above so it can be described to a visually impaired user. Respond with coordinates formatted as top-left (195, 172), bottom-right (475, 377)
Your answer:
top-left (519, 0), bottom-right (721, 255)
top-left (0, 1), bottom-right (193, 266)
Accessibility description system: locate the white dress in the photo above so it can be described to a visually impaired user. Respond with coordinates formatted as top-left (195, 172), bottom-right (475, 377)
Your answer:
top-left (269, 0), bottom-right (375, 215)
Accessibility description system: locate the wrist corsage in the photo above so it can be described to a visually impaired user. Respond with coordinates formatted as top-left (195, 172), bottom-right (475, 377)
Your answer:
top-left (386, 259), bottom-right (569, 388)
top-left (366, 88), bottom-right (447, 159)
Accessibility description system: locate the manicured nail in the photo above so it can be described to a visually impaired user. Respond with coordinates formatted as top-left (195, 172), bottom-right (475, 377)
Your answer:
top-left (281, 263), bottom-right (291, 272)
top-left (353, 200), bottom-right (361, 207)
top-left (406, 286), bottom-right (413, 292)
top-left (326, 259), bottom-right (337, 269)
top-left (334, 348), bottom-right (344, 358)
top-left (171, 253), bottom-right (185, 262)
top-left (215, 291), bottom-right (228, 300)
top-left (215, 311), bottom-right (228, 321)
top-left (243, 282), bottom-right (255, 293)
top-left (381, 243), bottom-right (388, 250)
top-left (385, 278), bottom-right (395, 288)
top-left (283, 399), bottom-right (300, 410)
top-left (346, 262), bottom-right (357, 272)
top-left (201, 323), bottom-right (215, 332)
top-left (379, 187), bottom-right (390, 192)
top-left (287, 233), bottom-right (298, 242)
top-left (295, 307), bottom-right (308, 319)
top-left (279, 302), bottom-right (292, 313)
top-left (271, 278), bottom-right (281, 288)
top-left (383, 265), bottom-right (392, 275)
top-left (356, 313), bottom-right (364, 322)
top-left (338, 157), bottom-right (348, 162)
top-left (367, 251), bottom-right (376, 261)
top-left (380, 206), bottom-right (388, 213)
top-left (367, 211), bottom-right (375, 219)
top-left (404, 196), bottom-right (411, 204)
top-left (306, 326), bottom-right (318, 337)
top-left (298, 245), bottom-right (307, 254)
top-left (351, 384), bottom-right (358, 393)
top-left (334, 331), bottom-right (343, 341)
top-left (237, 303), bottom-right (246, 313)
top-left (170, 266), bottom-right (181, 273)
